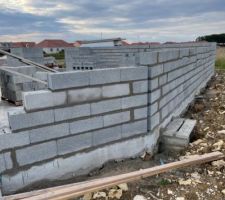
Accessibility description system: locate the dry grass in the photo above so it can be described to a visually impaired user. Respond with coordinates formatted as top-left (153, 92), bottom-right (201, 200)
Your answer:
top-left (216, 47), bottom-right (225, 69)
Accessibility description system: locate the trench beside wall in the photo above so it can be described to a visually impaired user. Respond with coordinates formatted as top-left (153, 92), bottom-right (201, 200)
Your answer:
top-left (0, 42), bottom-right (216, 194)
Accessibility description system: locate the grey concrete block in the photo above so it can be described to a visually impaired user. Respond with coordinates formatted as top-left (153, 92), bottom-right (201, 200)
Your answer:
top-left (122, 120), bottom-right (147, 137)
top-left (120, 66), bottom-right (148, 81)
top-left (0, 153), bottom-right (6, 173)
top-left (4, 152), bottom-right (13, 169)
top-left (8, 109), bottom-right (54, 131)
top-left (149, 89), bottom-right (161, 103)
top-left (148, 101), bottom-right (158, 116)
top-left (103, 111), bottom-right (130, 126)
top-left (102, 84), bottom-right (130, 98)
top-left (29, 123), bottom-right (70, 143)
top-left (90, 68), bottom-right (120, 85)
top-left (23, 90), bottom-right (67, 111)
top-left (68, 87), bottom-right (102, 104)
top-left (159, 74), bottom-right (167, 86)
top-left (91, 99), bottom-right (121, 115)
top-left (93, 126), bottom-right (122, 146)
top-left (0, 132), bottom-right (30, 151)
top-left (69, 116), bottom-right (103, 135)
top-left (122, 94), bottom-right (147, 109)
top-left (57, 132), bottom-right (92, 155)
top-left (149, 64), bottom-right (163, 78)
top-left (54, 104), bottom-right (91, 122)
top-left (16, 141), bottom-right (57, 166)
top-left (134, 107), bottom-right (148, 120)
top-left (180, 48), bottom-right (190, 57)
top-left (48, 71), bottom-right (89, 90)
top-left (149, 77), bottom-right (159, 91)
top-left (158, 50), bottom-right (179, 63)
top-left (139, 51), bottom-right (158, 65)
top-left (133, 80), bottom-right (148, 94)
top-left (149, 112), bottom-right (160, 130)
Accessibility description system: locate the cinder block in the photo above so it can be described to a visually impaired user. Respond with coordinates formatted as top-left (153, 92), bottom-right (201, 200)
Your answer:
top-left (4, 152), bottom-right (13, 169)
top-left (68, 87), bottom-right (102, 104)
top-left (180, 48), bottom-right (190, 57)
top-left (89, 68), bottom-right (120, 85)
top-left (159, 74), bottom-right (167, 86)
top-left (149, 112), bottom-right (160, 130)
top-left (149, 77), bottom-right (159, 91)
top-left (149, 89), bottom-right (161, 103)
top-left (103, 111), bottom-right (130, 126)
top-left (8, 109), bottom-right (54, 131)
top-left (23, 90), bottom-right (67, 111)
top-left (91, 99), bottom-right (121, 115)
top-left (0, 153), bottom-right (6, 173)
top-left (69, 116), bottom-right (103, 135)
top-left (102, 84), bottom-right (130, 98)
top-left (54, 104), bottom-right (91, 122)
top-left (120, 66), bottom-right (148, 81)
top-left (57, 132), bottom-right (92, 155)
top-left (93, 126), bottom-right (122, 146)
top-left (122, 120), bottom-right (147, 137)
top-left (29, 123), bottom-right (70, 143)
top-left (122, 94), bottom-right (147, 109)
top-left (16, 141), bottom-right (57, 166)
top-left (134, 107), bottom-right (148, 119)
top-left (158, 50), bottom-right (179, 63)
top-left (0, 132), bottom-right (30, 151)
top-left (139, 51), bottom-right (158, 65)
top-left (133, 80), bottom-right (148, 94)
top-left (148, 101), bottom-right (158, 116)
top-left (48, 71), bottom-right (89, 90)
top-left (149, 64), bottom-right (163, 78)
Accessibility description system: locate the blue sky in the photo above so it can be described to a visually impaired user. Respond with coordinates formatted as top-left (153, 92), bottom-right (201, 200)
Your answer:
top-left (0, 0), bottom-right (225, 43)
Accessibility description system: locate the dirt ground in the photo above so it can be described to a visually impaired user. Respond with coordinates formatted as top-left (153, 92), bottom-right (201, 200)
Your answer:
top-left (16, 70), bottom-right (225, 200)
top-left (77, 70), bottom-right (225, 200)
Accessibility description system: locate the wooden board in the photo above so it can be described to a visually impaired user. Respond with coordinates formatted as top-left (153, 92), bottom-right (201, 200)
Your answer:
top-left (4, 151), bottom-right (223, 200)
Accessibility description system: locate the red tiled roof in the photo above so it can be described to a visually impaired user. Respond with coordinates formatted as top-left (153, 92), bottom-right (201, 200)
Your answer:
top-left (36, 39), bottom-right (73, 48)
top-left (12, 42), bottom-right (36, 48)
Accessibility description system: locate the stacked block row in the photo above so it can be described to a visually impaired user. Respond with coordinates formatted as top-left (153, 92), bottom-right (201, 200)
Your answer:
top-left (142, 44), bottom-right (216, 131)
top-left (1, 66), bottom-right (148, 173)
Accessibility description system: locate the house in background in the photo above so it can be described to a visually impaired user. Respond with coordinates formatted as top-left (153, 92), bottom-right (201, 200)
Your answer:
top-left (36, 39), bottom-right (73, 54)
top-left (12, 42), bottom-right (36, 48)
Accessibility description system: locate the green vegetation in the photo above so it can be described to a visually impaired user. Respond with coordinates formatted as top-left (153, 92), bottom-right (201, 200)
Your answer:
top-left (44, 50), bottom-right (65, 60)
top-left (197, 33), bottom-right (225, 43)
top-left (157, 178), bottom-right (171, 186)
top-left (216, 47), bottom-right (225, 69)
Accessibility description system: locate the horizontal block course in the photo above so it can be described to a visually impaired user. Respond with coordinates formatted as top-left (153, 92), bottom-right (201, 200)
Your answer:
top-left (54, 104), bottom-right (91, 122)
top-left (139, 51), bottom-right (158, 65)
top-left (57, 132), bottom-right (92, 155)
top-left (133, 80), bottom-right (148, 94)
top-left (92, 126), bottom-right (122, 146)
top-left (69, 116), bottom-right (103, 135)
top-left (103, 111), bottom-right (130, 126)
top-left (48, 71), bottom-right (89, 90)
top-left (120, 66), bottom-right (148, 81)
top-left (16, 141), bottom-right (57, 166)
top-left (8, 109), bottom-right (54, 131)
top-left (91, 99), bottom-right (122, 115)
top-left (122, 120), bottom-right (147, 137)
top-left (122, 94), bottom-right (148, 109)
top-left (68, 87), bottom-right (102, 104)
top-left (102, 84), bottom-right (130, 98)
top-left (23, 90), bottom-right (67, 111)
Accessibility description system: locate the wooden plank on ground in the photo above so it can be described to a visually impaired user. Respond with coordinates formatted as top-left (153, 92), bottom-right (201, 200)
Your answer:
top-left (4, 151), bottom-right (224, 200)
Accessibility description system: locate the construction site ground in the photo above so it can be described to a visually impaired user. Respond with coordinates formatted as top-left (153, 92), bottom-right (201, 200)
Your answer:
top-left (14, 70), bottom-right (225, 200)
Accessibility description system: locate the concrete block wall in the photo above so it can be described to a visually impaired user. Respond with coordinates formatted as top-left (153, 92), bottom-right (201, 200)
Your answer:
top-left (0, 43), bottom-right (216, 194)
top-left (0, 66), bottom-right (47, 102)
top-left (0, 66), bottom-right (152, 194)
top-left (143, 44), bottom-right (216, 132)
top-left (7, 48), bottom-right (44, 67)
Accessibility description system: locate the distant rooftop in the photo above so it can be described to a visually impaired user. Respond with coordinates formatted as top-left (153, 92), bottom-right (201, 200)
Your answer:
top-left (36, 39), bottom-right (73, 48)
